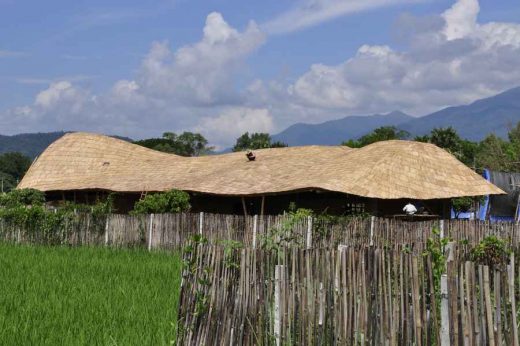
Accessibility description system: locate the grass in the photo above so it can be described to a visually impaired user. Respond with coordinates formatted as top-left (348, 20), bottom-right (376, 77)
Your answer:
top-left (0, 243), bottom-right (182, 345)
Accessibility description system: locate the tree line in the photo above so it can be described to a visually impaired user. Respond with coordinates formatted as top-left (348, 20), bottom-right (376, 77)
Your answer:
top-left (341, 124), bottom-right (520, 171)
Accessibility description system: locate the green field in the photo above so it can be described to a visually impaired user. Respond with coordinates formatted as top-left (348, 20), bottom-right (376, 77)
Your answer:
top-left (0, 244), bottom-right (182, 345)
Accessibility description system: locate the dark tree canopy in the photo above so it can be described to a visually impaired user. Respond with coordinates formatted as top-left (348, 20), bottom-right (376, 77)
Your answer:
top-left (0, 152), bottom-right (32, 192)
top-left (342, 126), bottom-right (409, 148)
top-left (134, 132), bottom-right (213, 157)
top-left (341, 123), bottom-right (520, 172)
top-left (232, 132), bottom-right (288, 152)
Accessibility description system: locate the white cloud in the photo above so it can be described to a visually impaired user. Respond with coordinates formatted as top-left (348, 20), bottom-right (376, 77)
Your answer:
top-left (137, 12), bottom-right (265, 105)
top-left (2, 1), bottom-right (520, 147)
top-left (442, 0), bottom-right (480, 40)
top-left (269, 0), bottom-right (520, 120)
top-left (263, 0), bottom-right (423, 34)
top-left (194, 107), bottom-right (274, 148)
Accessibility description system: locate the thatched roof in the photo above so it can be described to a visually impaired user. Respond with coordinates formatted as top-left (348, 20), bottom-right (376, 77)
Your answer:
top-left (18, 132), bottom-right (504, 199)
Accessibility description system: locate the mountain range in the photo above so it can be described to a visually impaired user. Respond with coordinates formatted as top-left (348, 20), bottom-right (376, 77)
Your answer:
top-left (273, 86), bottom-right (520, 145)
top-left (1, 86), bottom-right (520, 157)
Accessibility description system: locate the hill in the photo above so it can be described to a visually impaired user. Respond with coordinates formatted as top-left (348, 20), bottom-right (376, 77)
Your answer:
top-left (271, 111), bottom-right (413, 146)
top-left (0, 132), bottom-right (67, 158)
top-left (400, 86), bottom-right (520, 140)
top-left (0, 132), bottom-right (133, 158)
top-left (272, 86), bottom-right (520, 145)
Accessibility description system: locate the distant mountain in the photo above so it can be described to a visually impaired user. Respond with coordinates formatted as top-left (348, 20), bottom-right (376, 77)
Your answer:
top-left (400, 87), bottom-right (520, 141)
top-left (272, 111), bottom-right (413, 146)
top-left (272, 86), bottom-right (520, 145)
top-left (0, 132), bottom-right (67, 158)
top-left (0, 132), bottom-right (133, 158)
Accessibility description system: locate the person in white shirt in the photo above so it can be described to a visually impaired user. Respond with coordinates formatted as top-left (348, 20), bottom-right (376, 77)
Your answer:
top-left (403, 202), bottom-right (417, 215)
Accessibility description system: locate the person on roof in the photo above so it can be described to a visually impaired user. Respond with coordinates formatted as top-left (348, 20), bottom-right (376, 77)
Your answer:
top-left (403, 202), bottom-right (417, 215)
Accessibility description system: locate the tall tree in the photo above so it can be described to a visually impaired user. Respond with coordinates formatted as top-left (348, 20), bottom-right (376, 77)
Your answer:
top-left (475, 134), bottom-right (512, 171)
top-left (342, 126), bottom-right (409, 148)
top-left (0, 152), bottom-right (32, 192)
top-left (232, 132), bottom-right (287, 152)
top-left (134, 132), bottom-right (213, 156)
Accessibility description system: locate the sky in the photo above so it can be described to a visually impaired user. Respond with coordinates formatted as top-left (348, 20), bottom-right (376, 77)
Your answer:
top-left (1, 0), bottom-right (520, 148)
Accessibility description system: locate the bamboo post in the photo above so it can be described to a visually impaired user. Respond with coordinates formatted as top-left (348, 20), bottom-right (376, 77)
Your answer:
top-left (439, 219), bottom-right (445, 239)
top-left (241, 197), bottom-right (248, 217)
top-left (306, 216), bottom-right (313, 249)
top-left (104, 216), bottom-right (109, 246)
top-left (199, 212), bottom-right (204, 235)
top-left (148, 213), bottom-right (154, 251)
top-left (441, 242), bottom-right (454, 346)
top-left (484, 266), bottom-right (495, 346)
top-left (275, 264), bottom-right (283, 346)
top-left (369, 216), bottom-right (375, 246)
top-left (252, 215), bottom-right (258, 249)
top-left (440, 274), bottom-right (450, 346)
top-left (508, 253), bottom-right (519, 346)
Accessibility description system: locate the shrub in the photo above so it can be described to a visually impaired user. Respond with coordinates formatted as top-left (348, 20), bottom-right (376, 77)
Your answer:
top-left (0, 188), bottom-right (44, 208)
top-left (470, 236), bottom-right (510, 269)
top-left (132, 190), bottom-right (191, 214)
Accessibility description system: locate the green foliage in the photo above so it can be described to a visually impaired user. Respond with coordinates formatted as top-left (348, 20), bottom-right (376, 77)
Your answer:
top-left (0, 152), bottom-right (31, 180)
top-left (0, 244), bottom-right (182, 345)
top-left (451, 196), bottom-right (477, 217)
top-left (342, 126), bottom-right (409, 148)
top-left (0, 188), bottom-right (44, 208)
top-left (470, 236), bottom-right (510, 269)
top-left (475, 134), bottom-right (513, 171)
top-left (180, 234), bottom-right (212, 329)
top-left (134, 131), bottom-right (213, 156)
top-left (232, 132), bottom-right (288, 152)
top-left (0, 152), bottom-right (32, 192)
top-left (423, 228), bottom-right (450, 293)
top-left (0, 191), bottom-right (114, 243)
top-left (0, 172), bottom-right (16, 193)
top-left (342, 121), bottom-right (520, 171)
top-left (219, 239), bottom-right (244, 269)
top-left (260, 205), bottom-right (313, 252)
top-left (132, 189), bottom-right (191, 214)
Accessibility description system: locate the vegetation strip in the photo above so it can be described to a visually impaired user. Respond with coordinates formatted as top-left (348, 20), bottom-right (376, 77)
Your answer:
top-left (0, 244), bottom-right (182, 346)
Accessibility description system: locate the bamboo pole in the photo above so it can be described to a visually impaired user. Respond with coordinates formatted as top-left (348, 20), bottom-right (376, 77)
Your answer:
top-left (241, 197), bottom-right (248, 217)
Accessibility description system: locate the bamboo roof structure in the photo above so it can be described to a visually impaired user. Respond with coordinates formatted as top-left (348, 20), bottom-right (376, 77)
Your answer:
top-left (18, 132), bottom-right (504, 200)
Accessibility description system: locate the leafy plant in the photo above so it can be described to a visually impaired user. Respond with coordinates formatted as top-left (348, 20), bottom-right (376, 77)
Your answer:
top-left (260, 204), bottom-right (312, 252)
top-left (132, 189), bottom-right (190, 214)
top-left (470, 236), bottom-right (510, 269)
top-left (218, 239), bottom-right (243, 269)
top-left (423, 228), bottom-right (450, 293)
top-left (0, 188), bottom-right (44, 208)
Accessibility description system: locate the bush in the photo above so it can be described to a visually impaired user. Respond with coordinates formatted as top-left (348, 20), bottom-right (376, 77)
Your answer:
top-left (0, 188), bottom-right (44, 208)
top-left (470, 236), bottom-right (510, 269)
top-left (132, 190), bottom-right (191, 214)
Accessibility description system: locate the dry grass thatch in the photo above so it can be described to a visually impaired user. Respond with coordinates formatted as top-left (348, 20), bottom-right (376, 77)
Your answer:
top-left (18, 132), bottom-right (504, 199)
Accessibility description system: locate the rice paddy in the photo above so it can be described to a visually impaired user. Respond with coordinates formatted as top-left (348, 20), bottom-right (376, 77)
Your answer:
top-left (0, 243), bottom-right (182, 346)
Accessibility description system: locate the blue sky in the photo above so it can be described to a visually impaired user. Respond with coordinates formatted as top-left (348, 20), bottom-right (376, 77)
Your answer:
top-left (1, 0), bottom-right (520, 147)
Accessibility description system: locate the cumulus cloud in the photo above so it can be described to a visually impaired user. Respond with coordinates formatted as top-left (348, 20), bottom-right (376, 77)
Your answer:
top-left (274, 0), bottom-right (520, 119)
top-left (194, 107), bottom-right (274, 148)
top-left (137, 12), bottom-right (265, 105)
top-left (0, 12), bottom-right (266, 140)
top-left (2, 1), bottom-right (520, 147)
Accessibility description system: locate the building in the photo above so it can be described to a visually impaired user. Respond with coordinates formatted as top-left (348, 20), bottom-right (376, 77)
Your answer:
top-left (18, 132), bottom-right (504, 218)
top-left (453, 169), bottom-right (520, 221)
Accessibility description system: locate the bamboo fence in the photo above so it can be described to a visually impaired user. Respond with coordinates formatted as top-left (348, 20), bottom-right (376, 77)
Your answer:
top-left (1, 212), bottom-right (520, 251)
top-left (177, 245), bottom-right (520, 345)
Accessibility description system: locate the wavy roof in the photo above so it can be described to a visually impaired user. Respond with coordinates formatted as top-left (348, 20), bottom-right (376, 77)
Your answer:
top-left (18, 132), bottom-right (504, 199)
